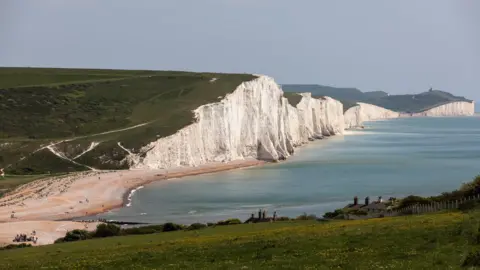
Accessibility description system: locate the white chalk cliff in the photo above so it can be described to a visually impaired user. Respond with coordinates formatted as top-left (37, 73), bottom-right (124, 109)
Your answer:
top-left (129, 76), bottom-right (344, 169)
top-left (126, 76), bottom-right (475, 170)
top-left (411, 101), bottom-right (475, 117)
top-left (344, 103), bottom-right (400, 129)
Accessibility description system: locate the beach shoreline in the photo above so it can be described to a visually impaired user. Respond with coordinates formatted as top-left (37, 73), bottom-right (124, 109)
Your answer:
top-left (0, 159), bottom-right (266, 224)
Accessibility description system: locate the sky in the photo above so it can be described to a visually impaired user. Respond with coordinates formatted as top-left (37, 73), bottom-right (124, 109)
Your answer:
top-left (1, 0), bottom-right (479, 101)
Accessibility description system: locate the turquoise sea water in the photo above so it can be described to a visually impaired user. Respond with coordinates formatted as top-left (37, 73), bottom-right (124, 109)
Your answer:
top-left (90, 116), bottom-right (480, 224)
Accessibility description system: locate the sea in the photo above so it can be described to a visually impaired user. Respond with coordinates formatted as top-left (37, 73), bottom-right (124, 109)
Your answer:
top-left (88, 116), bottom-right (480, 224)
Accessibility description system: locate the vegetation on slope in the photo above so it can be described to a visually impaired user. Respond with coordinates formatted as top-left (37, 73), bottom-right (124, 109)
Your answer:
top-left (284, 92), bottom-right (303, 107)
top-left (282, 84), bottom-right (471, 113)
top-left (2, 211), bottom-right (479, 269)
top-left (0, 68), bottom-right (255, 173)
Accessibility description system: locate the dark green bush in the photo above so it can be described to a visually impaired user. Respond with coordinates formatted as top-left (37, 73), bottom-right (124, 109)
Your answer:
top-left (63, 229), bottom-right (92, 242)
top-left (0, 243), bottom-right (32, 250)
top-left (396, 195), bottom-right (432, 209)
top-left (162, 222), bottom-right (184, 232)
top-left (276, 216), bottom-right (291, 221)
top-left (186, 223), bottom-right (207, 231)
top-left (462, 251), bottom-right (480, 267)
top-left (206, 222), bottom-right (215, 227)
top-left (459, 200), bottom-right (480, 212)
top-left (54, 238), bottom-right (65, 244)
top-left (93, 223), bottom-right (121, 238)
top-left (121, 225), bottom-right (164, 235)
top-left (216, 218), bottom-right (242, 226)
top-left (323, 209), bottom-right (344, 219)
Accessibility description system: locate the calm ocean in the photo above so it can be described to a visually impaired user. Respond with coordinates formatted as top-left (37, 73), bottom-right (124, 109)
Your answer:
top-left (89, 116), bottom-right (480, 224)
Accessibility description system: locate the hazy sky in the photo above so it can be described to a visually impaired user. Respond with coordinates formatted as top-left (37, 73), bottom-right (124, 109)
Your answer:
top-left (1, 0), bottom-right (479, 101)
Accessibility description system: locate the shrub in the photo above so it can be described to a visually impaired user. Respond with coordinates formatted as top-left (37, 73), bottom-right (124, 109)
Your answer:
top-left (459, 200), bottom-right (480, 212)
top-left (462, 251), bottom-right (480, 267)
top-left (162, 222), bottom-right (184, 232)
top-left (276, 216), bottom-right (291, 221)
top-left (121, 225), bottom-right (164, 235)
top-left (93, 223), bottom-right (121, 238)
top-left (396, 195), bottom-right (431, 209)
top-left (216, 218), bottom-right (242, 226)
top-left (54, 238), bottom-right (65, 244)
top-left (0, 243), bottom-right (32, 250)
top-left (323, 209), bottom-right (344, 219)
top-left (186, 223), bottom-right (207, 231)
top-left (63, 229), bottom-right (92, 242)
top-left (206, 222), bottom-right (215, 227)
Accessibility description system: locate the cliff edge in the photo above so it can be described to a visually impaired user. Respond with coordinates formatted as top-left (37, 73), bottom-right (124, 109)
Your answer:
top-left (130, 76), bottom-right (345, 169)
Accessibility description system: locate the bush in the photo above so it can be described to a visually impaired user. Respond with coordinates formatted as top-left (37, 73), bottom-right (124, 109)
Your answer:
top-left (323, 209), bottom-right (344, 219)
top-left (206, 222), bottom-right (215, 227)
top-left (121, 225), bottom-right (164, 235)
top-left (0, 243), bottom-right (32, 250)
top-left (63, 229), bottom-right (92, 242)
top-left (276, 216), bottom-right (291, 221)
top-left (462, 251), bottom-right (480, 267)
top-left (459, 200), bottom-right (480, 212)
top-left (216, 218), bottom-right (242, 226)
top-left (186, 223), bottom-right (207, 231)
top-left (396, 195), bottom-right (432, 209)
top-left (54, 238), bottom-right (65, 244)
top-left (162, 222), bottom-right (184, 232)
top-left (93, 223), bottom-right (121, 238)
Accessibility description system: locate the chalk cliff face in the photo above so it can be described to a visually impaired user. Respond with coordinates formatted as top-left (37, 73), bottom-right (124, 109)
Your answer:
top-left (344, 103), bottom-right (400, 129)
top-left (412, 101), bottom-right (475, 117)
top-left (130, 76), bottom-right (344, 169)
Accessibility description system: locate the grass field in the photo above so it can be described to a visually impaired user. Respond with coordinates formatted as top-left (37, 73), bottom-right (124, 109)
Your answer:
top-left (0, 67), bottom-right (255, 173)
top-left (1, 211), bottom-right (478, 269)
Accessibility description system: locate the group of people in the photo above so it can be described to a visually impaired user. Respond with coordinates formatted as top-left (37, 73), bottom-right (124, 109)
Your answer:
top-left (13, 232), bottom-right (38, 244)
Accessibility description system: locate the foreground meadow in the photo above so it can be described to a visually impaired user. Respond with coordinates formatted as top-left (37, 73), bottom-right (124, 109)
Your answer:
top-left (1, 211), bottom-right (479, 269)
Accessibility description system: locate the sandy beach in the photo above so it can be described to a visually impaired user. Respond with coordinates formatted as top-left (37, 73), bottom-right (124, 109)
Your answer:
top-left (0, 159), bottom-right (264, 245)
top-left (0, 221), bottom-right (100, 246)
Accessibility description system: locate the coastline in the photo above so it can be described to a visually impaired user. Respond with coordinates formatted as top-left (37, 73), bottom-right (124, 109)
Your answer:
top-left (0, 159), bottom-right (266, 223)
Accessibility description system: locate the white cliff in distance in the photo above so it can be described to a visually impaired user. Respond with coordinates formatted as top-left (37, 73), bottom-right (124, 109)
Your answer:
top-left (411, 101), bottom-right (475, 117)
top-left (344, 103), bottom-right (400, 129)
top-left (130, 76), bottom-right (344, 169)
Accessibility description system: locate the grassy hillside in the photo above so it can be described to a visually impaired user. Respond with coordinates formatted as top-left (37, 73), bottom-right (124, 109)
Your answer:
top-left (282, 84), bottom-right (471, 113)
top-left (1, 211), bottom-right (478, 269)
top-left (369, 90), bottom-right (471, 113)
top-left (282, 84), bottom-right (367, 102)
top-left (0, 67), bottom-right (255, 173)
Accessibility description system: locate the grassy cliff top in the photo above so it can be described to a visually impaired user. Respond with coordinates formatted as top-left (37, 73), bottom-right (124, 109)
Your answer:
top-left (0, 67), bottom-right (255, 173)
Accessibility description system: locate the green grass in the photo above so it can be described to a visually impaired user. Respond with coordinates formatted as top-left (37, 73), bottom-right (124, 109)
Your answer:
top-left (0, 67), bottom-right (255, 173)
top-left (284, 92), bottom-right (302, 107)
top-left (1, 211), bottom-right (478, 269)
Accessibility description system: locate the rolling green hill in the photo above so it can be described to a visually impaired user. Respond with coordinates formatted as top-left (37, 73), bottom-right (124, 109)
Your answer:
top-left (0, 211), bottom-right (478, 269)
top-left (282, 84), bottom-right (471, 113)
top-left (0, 67), bottom-right (254, 174)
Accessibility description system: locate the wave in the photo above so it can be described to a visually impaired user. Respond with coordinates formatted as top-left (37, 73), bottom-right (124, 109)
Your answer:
top-left (125, 186), bottom-right (144, 207)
